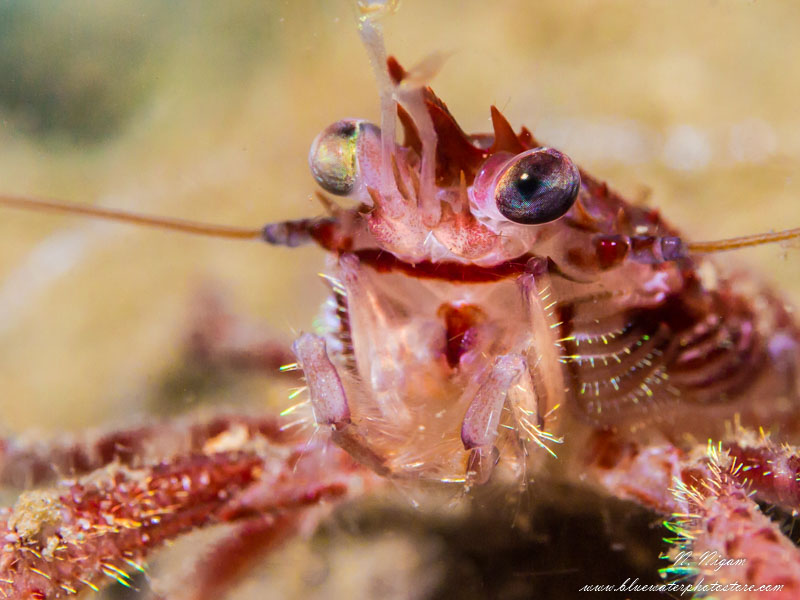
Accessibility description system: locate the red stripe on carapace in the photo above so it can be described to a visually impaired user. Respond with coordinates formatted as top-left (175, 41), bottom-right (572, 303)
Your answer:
top-left (353, 249), bottom-right (531, 283)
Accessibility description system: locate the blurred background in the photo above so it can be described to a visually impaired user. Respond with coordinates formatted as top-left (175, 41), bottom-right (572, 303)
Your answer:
top-left (0, 0), bottom-right (799, 597)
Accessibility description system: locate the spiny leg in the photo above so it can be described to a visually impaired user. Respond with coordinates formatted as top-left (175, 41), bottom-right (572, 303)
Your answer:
top-left (586, 432), bottom-right (800, 595)
top-left (158, 513), bottom-right (302, 600)
top-left (0, 433), bottom-right (368, 600)
top-left (151, 435), bottom-right (377, 600)
top-left (593, 427), bottom-right (800, 515)
top-left (720, 433), bottom-right (800, 513)
top-left (0, 414), bottom-right (301, 489)
top-left (668, 443), bottom-right (800, 596)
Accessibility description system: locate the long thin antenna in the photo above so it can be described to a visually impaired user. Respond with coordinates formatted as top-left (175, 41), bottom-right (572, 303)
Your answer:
top-left (0, 194), bottom-right (265, 241)
top-left (6, 192), bottom-right (800, 255)
top-left (688, 227), bottom-right (800, 254)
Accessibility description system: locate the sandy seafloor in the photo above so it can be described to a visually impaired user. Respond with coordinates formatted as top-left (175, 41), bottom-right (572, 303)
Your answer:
top-left (1, 1), bottom-right (800, 598)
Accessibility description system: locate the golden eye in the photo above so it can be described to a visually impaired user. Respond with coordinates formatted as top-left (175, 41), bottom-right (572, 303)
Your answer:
top-left (494, 148), bottom-right (580, 225)
top-left (308, 119), bottom-right (362, 196)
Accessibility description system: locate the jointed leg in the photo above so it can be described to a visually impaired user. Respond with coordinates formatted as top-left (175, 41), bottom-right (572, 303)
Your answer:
top-left (460, 354), bottom-right (526, 486)
top-left (159, 514), bottom-right (302, 600)
top-left (586, 431), bottom-right (800, 596)
top-left (0, 414), bottom-right (300, 488)
top-left (159, 432), bottom-right (379, 600)
top-left (292, 333), bottom-right (388, 476)
top-left (457, 258), bottom-right (569, 487)
top-left (0, 432), bottom-right (368, 600)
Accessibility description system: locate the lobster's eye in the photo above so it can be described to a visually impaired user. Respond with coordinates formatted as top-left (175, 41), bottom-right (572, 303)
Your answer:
top-left (494, 148), bottom-right (580, 225)
top-left (309, 119), bottom-right (363, 196)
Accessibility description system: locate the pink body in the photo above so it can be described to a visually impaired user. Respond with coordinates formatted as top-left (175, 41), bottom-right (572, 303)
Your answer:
top-left (297, 58), bottom-right (800, 489)
top-left (2, 50), bottom-right (800, 600)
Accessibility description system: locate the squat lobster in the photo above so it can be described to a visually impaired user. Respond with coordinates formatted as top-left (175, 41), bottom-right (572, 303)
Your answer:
top-left (2, 5), bottom-right (800, 599)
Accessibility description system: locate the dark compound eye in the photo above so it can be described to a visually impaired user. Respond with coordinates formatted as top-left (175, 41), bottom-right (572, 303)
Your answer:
top-left (308, 119), bottom-right (363, 196)
top-left (494, 148), bottom-right (581, 225)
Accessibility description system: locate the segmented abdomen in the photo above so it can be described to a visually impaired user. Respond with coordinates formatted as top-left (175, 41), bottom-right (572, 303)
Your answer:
top-left (559, 286), bottom-right (775, 425)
